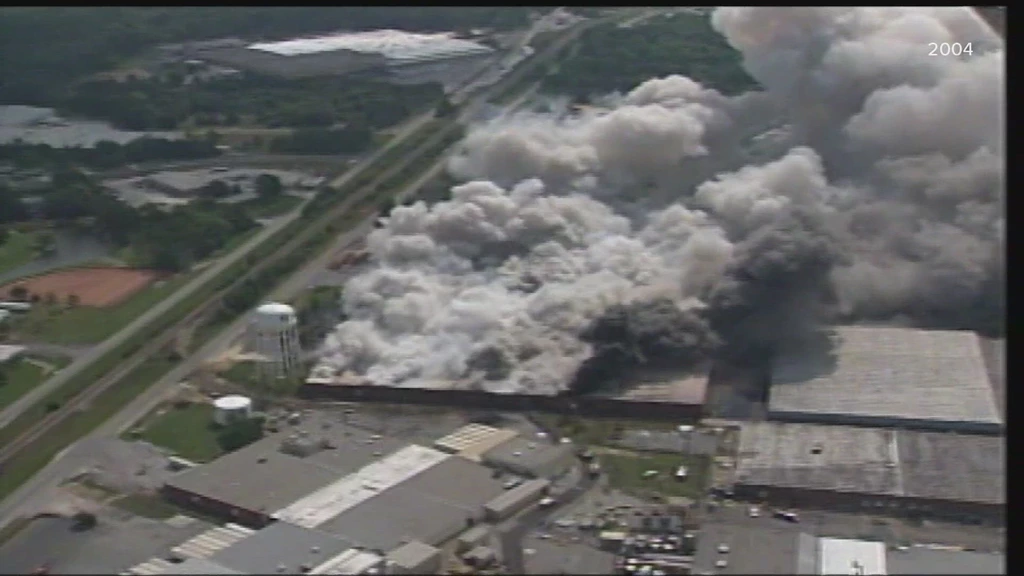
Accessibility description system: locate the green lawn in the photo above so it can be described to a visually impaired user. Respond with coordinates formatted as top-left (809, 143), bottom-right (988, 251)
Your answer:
top-left (240, 193), bottom-right (303, 219)
top-left (11, 274), bottom-right (191, 344)
top-left (0, 230), bottom-right (41, 276)
top-left (134, 402), bottom-right (223, 463)
top-left (110, 493), bottom-right (182, 519)
top-left (598, 451), bottom-right (711, 500)
top-left (0, 357), bottom-right (69, 410)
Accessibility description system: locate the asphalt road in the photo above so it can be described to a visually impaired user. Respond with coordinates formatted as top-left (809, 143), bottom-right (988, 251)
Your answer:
top-left (0, 209), bottom-right (301, 432)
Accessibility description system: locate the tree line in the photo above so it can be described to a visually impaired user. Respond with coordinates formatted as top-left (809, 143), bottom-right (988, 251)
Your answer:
top-left (58, 73), bottom-right (444, 133)
top-left (1, 7), bottom-right (527, 105)
top-left (0, 137), bottom-right (220, 171)
top-left (542, 12), bottom-right (759, 101)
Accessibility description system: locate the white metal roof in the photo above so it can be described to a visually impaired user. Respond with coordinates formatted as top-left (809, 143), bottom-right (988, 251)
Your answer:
top-left (171, 524), bottom-right (256, 560)
top-left (818, 537), bottom-right (887, 575)
top-left (248, 29), bottom-right (493, 62)
top-left (273, 444), bottom-right (449, 528)
top-left (433, 423), bottom-right (517, 456)
top-left (311, 548), bottom-right (384, 575)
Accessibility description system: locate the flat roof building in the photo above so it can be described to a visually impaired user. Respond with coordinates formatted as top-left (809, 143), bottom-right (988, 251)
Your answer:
top-left (483, 478), bottom-right (550, 521)
top-left (734, 422), bottom-right (1005, 523)
top-left (385, 541), bottom-right (442, 575)
top-left (768, 327), bottom-right (1002, 434)
top-left (209, 522), bottom-right (354, 574)
top-left (819, 537), bottom-right (887, 576)
top-left (162, 417), bottom-right (411, 527)
top-left (480, 436), bottom-right (575, 478)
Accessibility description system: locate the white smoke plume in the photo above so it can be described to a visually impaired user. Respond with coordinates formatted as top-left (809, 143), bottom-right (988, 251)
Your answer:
top-left (315, 7), bottom-right (1004, 394)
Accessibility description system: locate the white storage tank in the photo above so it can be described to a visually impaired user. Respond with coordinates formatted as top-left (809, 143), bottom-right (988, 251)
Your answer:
top-left (249, 302), bottom-right (301, 380)
top-left (214, 395), bottom-right (253, 425)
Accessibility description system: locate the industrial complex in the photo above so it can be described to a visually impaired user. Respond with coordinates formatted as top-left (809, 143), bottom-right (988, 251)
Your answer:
top-left (732, 422), bottom-right (1005, 523)
top-left (195, 30), bottom-right (495, 80)
top-left (145, 417), bottom-right (571, 574)
top-left (768, 326), bottom-right (1003, 434)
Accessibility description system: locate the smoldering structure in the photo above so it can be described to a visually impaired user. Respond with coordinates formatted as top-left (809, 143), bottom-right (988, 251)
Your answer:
top-left (314, 7), bottom-right (1004, 395)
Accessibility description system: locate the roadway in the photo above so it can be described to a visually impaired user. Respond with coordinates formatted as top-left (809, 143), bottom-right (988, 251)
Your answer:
top-left (0, 8), bottom-right (625, 533)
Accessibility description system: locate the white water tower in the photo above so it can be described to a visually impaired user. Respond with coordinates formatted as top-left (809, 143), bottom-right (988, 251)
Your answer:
top-left (213, 394), bottom-right (253, 425)
top-left (250, 302), bottom-right (301, 380)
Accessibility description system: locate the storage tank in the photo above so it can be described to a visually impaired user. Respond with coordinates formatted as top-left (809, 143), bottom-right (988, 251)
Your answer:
top-left (249, 302), bottom-right (301, 380)
top-left (214, 395), bottom-right (253, 425)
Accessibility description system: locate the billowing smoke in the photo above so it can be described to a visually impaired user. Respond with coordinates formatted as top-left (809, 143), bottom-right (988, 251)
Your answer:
top-left (316, 7), bottom-right (1004, 394)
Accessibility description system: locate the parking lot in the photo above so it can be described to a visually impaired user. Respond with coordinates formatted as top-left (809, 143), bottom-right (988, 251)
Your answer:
top-left (522, 536), bottom-right (617, 574)
top-left (0, 510), bottom-right (211, 574)
top-left (702, 503), bottom-right (1005, 553)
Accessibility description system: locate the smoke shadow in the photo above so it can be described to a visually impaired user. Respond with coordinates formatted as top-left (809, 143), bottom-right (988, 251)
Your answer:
top-left (767, 327), bottom-right (841, 386)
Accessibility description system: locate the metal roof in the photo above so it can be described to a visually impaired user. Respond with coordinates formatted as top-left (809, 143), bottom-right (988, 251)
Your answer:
top-left (735, 422), bottom-right (1005, 505)
top-left (311, 548), bottom-right (384, 575)
top-left (769, 326), bottom-right (1002, 428)
top-left (211, 522), bottom-right (354, 574)
top-left (273, 445), bottom-right (449, 528)
top-left (481, 436), bottom-right (575, 476)
top-left (171, 524), bottom-right (256, 560)
top-left (818, 538), bottom-right (887, 576)
top-left (249, 30), bottom-right (493, 62)
top-left (386, 540), bottom-right (440, 569)
top-left (433, 423), bottom-right (516, 456)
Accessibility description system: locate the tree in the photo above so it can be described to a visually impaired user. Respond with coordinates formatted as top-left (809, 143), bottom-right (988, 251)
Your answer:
top-left (216, 416), bottom-right (265, 452)
top-left (254, 173), bottom-right (283, 198)
top-left (44, 292), bottom-right (57, 306)
top-left (71, 511), bottom-right (98, 530)
top-left (435, 97), bottom-right (457, 117)
top-left (0, 371), bottom-right (7, 387)
top-left (201, 179), bottom-right (232, 199)
top-left (67, 293), bottom-right (81, 307)
top-left (9, 285), bottom-right (28, 301)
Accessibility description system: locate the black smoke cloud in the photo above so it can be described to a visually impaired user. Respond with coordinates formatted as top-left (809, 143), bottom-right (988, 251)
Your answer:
top-left (312, 8), bottom-right (1003, 394)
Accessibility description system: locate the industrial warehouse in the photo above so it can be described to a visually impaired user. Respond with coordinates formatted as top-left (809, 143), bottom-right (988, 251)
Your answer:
top-left (149, 419), bottom-right (569, 574)
top-left (690, 529), bottom-right (1005, 575)
top-left (732, 422), bottom-right (1005, 523)
top-left (301, 370), bottom-right (709, 421)
top-left (195, 29), bottom-right (495, 79)
top-left (767, 326), bottom-right (1004, 434)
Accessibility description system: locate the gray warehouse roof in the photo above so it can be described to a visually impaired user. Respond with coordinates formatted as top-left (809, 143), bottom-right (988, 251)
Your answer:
top-left (735, 422), bottom-right (1005, 505)
top-left (314, 456), bottom-right (506, 551)
top-left (165, 417), bottom-right (409, 515)
top-left (887, 547), bottom-right (1005, 575)
top-left (768, 326), bottom-right (1002, 431)
top-left (161, 557), bottom-right (242, 575)
top-left (386, 540), bottom-right (441, 569)
top-left (211, 521), bottom-right (354, 574)
top-left (481, 436), bottom-right (575, 477)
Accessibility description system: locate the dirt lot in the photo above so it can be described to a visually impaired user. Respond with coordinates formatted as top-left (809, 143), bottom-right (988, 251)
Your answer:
top-left (0, 267), bottom-right (162, 307)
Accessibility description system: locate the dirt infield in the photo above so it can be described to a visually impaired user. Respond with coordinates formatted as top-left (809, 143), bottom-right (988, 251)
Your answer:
top-left (0, 266), bottom-right (162, 308)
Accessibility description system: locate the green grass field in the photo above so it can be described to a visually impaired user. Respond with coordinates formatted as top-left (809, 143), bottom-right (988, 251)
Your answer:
top-left (133, 402), bottom-right (223, 463)
top-left (240, 193), bottom-right (303, 219)
top-left (0, 230), bottom-right (42, 277)
top-left (598, 451), bottom-right (710, 500)
top-left (0, 356), bottom-right (70, 410)
top-left (11, 274), bottom-right (191, 344)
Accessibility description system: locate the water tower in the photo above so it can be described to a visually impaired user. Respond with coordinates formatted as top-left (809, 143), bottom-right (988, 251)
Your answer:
top-left (249, 302), bottom-right (301, 380)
